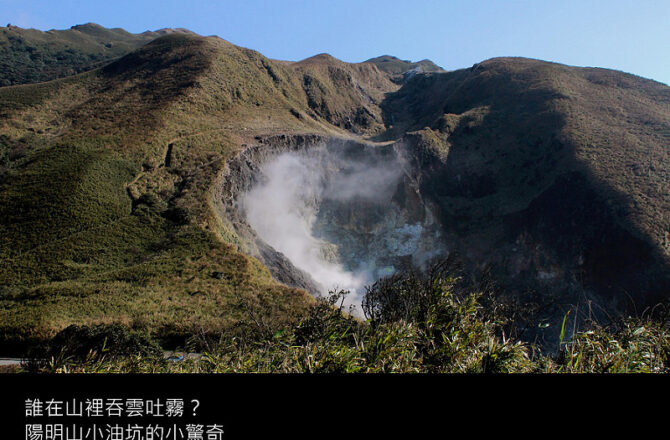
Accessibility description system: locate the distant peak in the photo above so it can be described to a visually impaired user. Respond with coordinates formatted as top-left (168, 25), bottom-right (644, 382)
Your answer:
top-left (306, 53), bottom-right (337, 61)
top-left (295, 53), bottom-right (343, 66)
top-left (141, 28), bottom-right (196, 37)
top-left (366, 55), bottom-right (408, 63)
top-left (364, 55), bottom-right (444, 79)
top-left (71, 23), bottom-right (104, 30)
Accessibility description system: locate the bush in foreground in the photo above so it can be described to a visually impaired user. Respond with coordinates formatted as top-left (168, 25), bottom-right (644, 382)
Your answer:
top-left (26, 261), bottom-right (669, 373)
top-left (24, 324), bottom-right (162, 372)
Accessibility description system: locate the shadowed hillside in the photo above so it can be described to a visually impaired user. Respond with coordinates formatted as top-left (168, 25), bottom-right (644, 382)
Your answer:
top-left (380, 57), bottom-right (670, 319)
top-left (0, 23), bottom-right (193, 86)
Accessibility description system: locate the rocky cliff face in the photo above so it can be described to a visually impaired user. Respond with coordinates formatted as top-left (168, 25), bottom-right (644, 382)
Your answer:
top-left (217, 113), bottom-right (669, 322)
top-left (215, 134), bottom-right (449, 305)
top-left (214, 134), bottom-right (327, 295)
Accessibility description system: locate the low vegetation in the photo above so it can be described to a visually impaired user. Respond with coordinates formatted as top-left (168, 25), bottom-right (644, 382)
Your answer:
top-left (24, 261), bottom-right (669, 373)
top-left (0, 23), bottom-right (158, 86)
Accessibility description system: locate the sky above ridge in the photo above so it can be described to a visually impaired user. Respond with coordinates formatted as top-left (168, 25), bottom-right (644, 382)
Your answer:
top-left (2, 0), bottom-right (669, 85)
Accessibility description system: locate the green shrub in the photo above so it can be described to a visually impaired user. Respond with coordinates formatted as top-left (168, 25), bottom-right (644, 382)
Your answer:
top-left (20, 261), bottom-right (668, 374)
top-left (552, 316), bottom-right (670, 373)
top-left (25, 324), bottom-right (162, 372)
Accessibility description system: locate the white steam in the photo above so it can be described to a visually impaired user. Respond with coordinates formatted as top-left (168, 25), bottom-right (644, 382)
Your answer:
top-left (242, 152), bottom-right (370, 310)
top-left (241, 145), bottom-right (439, 314)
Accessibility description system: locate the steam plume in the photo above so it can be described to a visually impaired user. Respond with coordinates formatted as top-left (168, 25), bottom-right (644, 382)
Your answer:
top-left (241, 144), bottom-right (437, 313)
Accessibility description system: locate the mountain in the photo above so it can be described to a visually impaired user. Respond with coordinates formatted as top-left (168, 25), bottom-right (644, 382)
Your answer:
top-left (0, 31), bottom-right (398, 351)
top-left (381, 57), bottom-right (670, 313)
top-left (0, 25), bottom-right (668, 353)
top-left (0, 23), bottom-right (194, 86)
top-left (364, 55), bottom-right (444, 83)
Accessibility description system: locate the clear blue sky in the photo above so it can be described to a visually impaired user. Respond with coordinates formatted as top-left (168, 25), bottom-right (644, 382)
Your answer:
top-left (2, 0), bottom-right (669, 85)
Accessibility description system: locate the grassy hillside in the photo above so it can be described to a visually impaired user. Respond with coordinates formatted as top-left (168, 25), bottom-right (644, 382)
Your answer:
top-left (286, 54), bottom-right (398, 134)
top-left (0, 23), bottom-right (193, 86)
top-left (24, 270), bottom-right (670, 373)
top-left (0, 33), bottom-right (325, 352)
top-left (0, 29), bottom-right (416, 353)
top-left (0, 26), bottom-right (668, 365)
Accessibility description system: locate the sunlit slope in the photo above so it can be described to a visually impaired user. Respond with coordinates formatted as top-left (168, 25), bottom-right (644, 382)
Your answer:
top-left (0, 33), bottom-right (337, 348)
top-left (289, 53), bottom-right (398, 134)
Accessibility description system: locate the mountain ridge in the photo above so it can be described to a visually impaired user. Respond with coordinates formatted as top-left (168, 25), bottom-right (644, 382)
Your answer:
top-left (0, 23), bottom-right (197, 86)
top-left (0, 25), bottom-right (668, 352)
